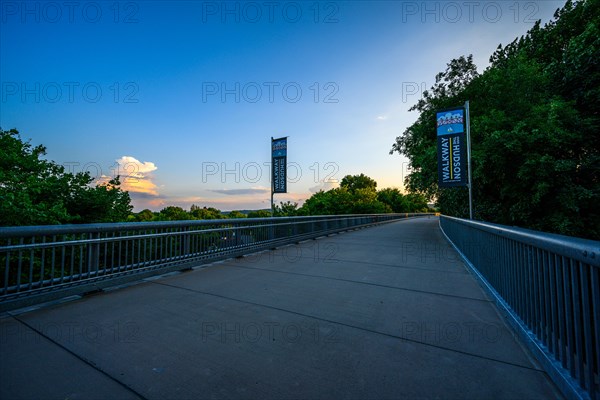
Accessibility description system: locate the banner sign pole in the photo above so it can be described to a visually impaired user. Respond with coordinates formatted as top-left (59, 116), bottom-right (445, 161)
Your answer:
top-left (271, 136), bottom-right (274, 216)
top-left (436, 107), bottom-right (467, 187)
top-left (271, 136), bottom-right (288, 215)
top-left (435, 103), bottom-right (473, 219)
top-left (465, 101), bottom-right (473, 220)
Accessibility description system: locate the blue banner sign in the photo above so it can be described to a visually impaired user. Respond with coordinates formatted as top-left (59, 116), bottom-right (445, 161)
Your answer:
top-left (437, 108), bottom-right (465, 136)
top-left (436, 107), bottom-right (467, 187)
top-left (272, 137), bottom-right (287, 193)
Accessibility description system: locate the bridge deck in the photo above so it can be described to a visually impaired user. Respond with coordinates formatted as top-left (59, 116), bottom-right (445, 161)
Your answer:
top-left (0, 218), bottom-right (562, 399)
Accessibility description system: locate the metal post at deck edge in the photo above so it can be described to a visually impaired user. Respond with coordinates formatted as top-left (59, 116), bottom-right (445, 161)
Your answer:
top-left (465, 101), bottom-right (473, 220)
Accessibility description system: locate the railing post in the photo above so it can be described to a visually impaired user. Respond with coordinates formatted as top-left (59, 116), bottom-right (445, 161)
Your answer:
top-left (183, 227), bottom-right (190, 256)
top-left (87, 232), bottom-right (100, 277)
top-left (268, 220), bottom-right (275, 243)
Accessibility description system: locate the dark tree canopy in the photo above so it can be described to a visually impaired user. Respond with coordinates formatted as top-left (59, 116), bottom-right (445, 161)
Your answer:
top-left (273, 201), bottom-right (300, 217)
top-left (340, 173), bottom-right (378, 193)
top-left (300, 174), bottom-right (429, 215)
top-left (390, 0), bottom-right (599, 240)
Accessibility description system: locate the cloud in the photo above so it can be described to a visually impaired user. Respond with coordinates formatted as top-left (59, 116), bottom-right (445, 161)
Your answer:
top-left (210, 188), bottom-right (270, 196)
top-left (96, 155), bottom-right (159, 197)
top-left (376, 115), bottom-right (388, 120)
top-left (116, 156), bottom-right (157, 178)
top-left (309, 178), bottom-right (339, 193)
top-left (116, 156), bottom-right (159, 196)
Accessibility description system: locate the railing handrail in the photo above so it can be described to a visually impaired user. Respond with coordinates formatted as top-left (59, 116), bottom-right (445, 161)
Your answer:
top-left (1, 215), bottom-right (424, 252)
top-left (0, 213), bottom-right (434, 312)
top-left (0, 213), bottom-right (423, 238)
top-left (441, 215), bottom-right (600, 267)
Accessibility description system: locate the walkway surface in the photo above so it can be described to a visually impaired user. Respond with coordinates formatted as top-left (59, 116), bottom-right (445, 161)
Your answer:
top-left (0, 217), bottom-right (562, 399)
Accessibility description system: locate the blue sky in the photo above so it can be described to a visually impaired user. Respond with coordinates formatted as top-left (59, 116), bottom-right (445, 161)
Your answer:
top-left (1, 1), bottom-right (564, 211)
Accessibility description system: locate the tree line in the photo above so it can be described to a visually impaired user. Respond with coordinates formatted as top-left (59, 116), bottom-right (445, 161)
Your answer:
top-left (129, 173), bottom-right (429, 222)
top-left (0, 129), bottom-right (429, 227)
top-left (390, 0), bottom-right (599, 240)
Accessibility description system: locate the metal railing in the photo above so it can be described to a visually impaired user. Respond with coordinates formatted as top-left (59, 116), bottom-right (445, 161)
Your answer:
top-left (440, 215), bottom-right (600, 400)
top-left (0, 213), bottom-right (431, 312)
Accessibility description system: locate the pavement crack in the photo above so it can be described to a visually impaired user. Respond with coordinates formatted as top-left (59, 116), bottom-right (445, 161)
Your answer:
top-left (150, 280), bottom-right (545, 374)
top-left (221, 264), bottom-right (491, 303)
top-left (10, 315), bottom-right (149, 400)
top-left (238, 253), bottom-right (470, 275)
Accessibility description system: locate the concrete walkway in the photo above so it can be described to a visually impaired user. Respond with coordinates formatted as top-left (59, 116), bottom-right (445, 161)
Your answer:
top-left (0, 217), bottom-right (562, 399)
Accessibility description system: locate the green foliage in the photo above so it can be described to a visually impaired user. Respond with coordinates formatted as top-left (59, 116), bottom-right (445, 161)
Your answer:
top-left (300, 187), bottom-right (352, 215)
top-left (298, 174), bottom-right (430, 215)
top-left (376, 188), bottom-right (429, 213)
top-left (377, 188), bottom-right (408, 213)
top-left (273, 201), bottom-right (300, 217)
top-left (133, 204), bottom-right (231, 221)
top-left (227, 210), bottom-right (247, 219)
top-left (247, 210), bottom-right (272, 218)
top-left (390, 0), bottom-right (600, 239)
top-left (340, 173), bottom-right (377, 193)
top-left (190, 205), bottom-right (224, 220)
top-left (157, 206), bottom-right (190, 221)
top-left (135, 209), bottom-right (156, 222)
top-left (0, 128), bottom-right (132, 226)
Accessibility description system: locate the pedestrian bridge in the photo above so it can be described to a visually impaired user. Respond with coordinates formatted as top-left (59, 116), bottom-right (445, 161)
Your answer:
top-left (0, 215), bottom-right (598, 399)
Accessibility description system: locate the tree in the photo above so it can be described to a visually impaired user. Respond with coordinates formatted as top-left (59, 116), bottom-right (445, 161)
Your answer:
top-left (273, 201), bottom-right (299, 217)
top-left (247, 210), bottom-right (272, 218)
top-left (340, 173), bottom-right (377, 193)
top-left (67, 176), bottom-right (133, 223)
top-left (389, 0), bottom-right (599, 239)
top-left (352, 188), bottom-right (390, 214)
top-left (377, 188), bottom-right (409, 213)
top-left (0, 128), bottom-right (132, 226)
top-left (135, 209), bottom-right (156, 222)
top-left (158, 206), bottom-right (190, 221)
top-left (390, 55), bottom-right (480, 200)
top-left (300, 188), bottom-right (352, 215)
top-left (190, 205), bottom-right (223, 220)
top-left (300, 174), bottom-right (392, 215)
top-left (227, 210), bottom-right (246, 219)
top-left (404, 193), bottom-right (429, 212)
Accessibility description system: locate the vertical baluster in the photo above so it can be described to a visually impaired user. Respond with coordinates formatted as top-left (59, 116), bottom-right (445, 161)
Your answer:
top-left (589, 264), bottom-right (600, 399)
top-left (525, 243), bottom-right (533, 329)
top-left (3, 239), bottom-right (10, 295)
top-left (571, 259), bottom-right (584, 387)
top-left (531, 246), bottom-right (540, 337)
top-left (39, 237), bottom-right (46, 287)
top-left (110, 233), bottom-right (116, 273)
top-left (555, 254), bottom-right (567, 368)
top-left (548, 252), bottom-right (558, 357)
top-left (60, 238), bottom-right (66, 284)
top-left (28, 237), bottom-right (35, 290)
top-left (102, 234), bottom-right (108, 275)
top-left (69, 241), bottom-right (75, 281)
top-left (579, 262), bottom-right (593, 393)
top-left (564, 257), bottom-right (576, 376)
top-left (543, 251), bottom-right (551, 348)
